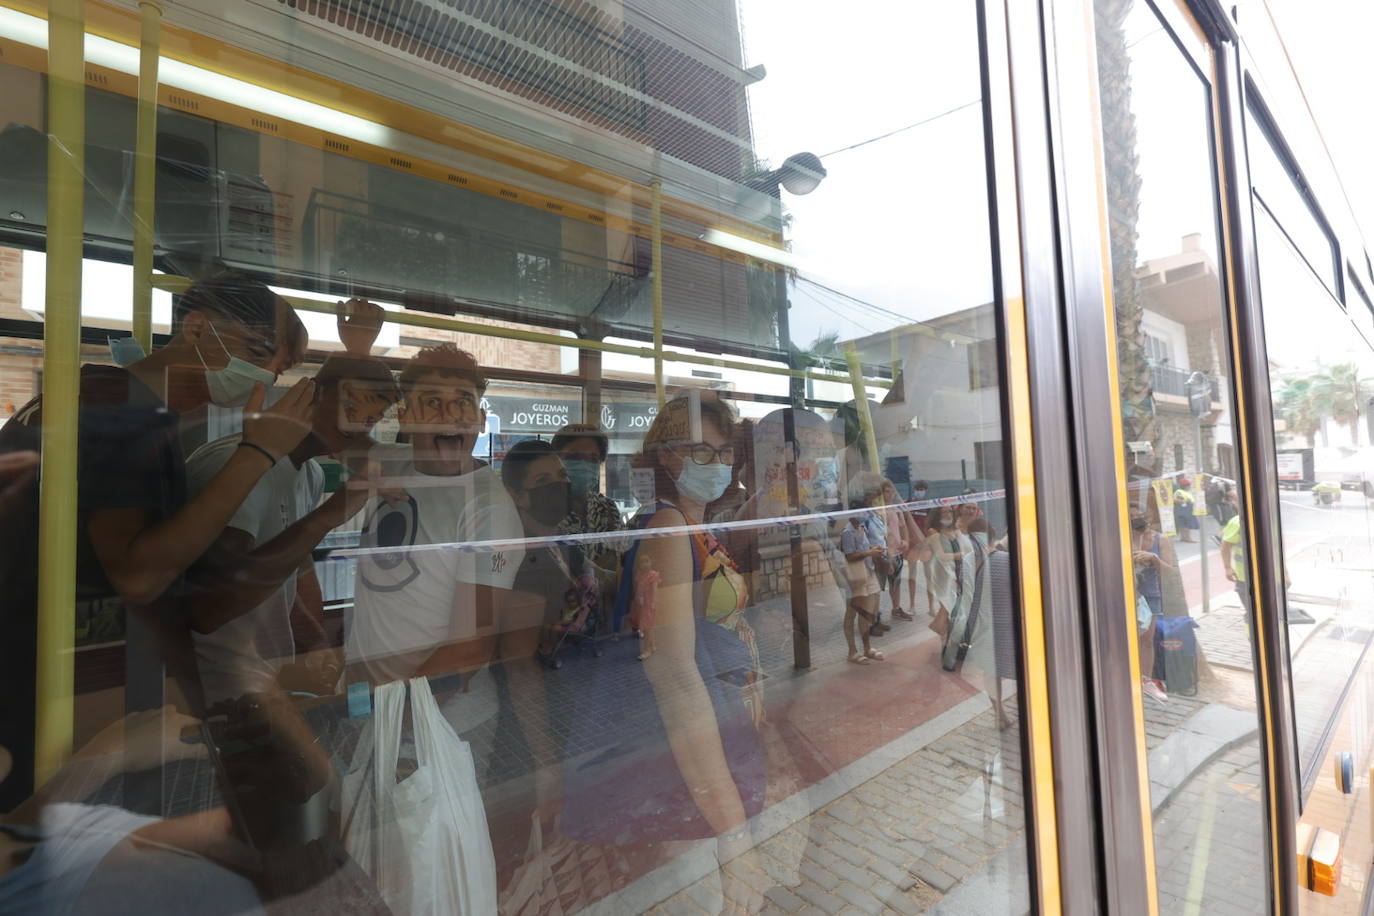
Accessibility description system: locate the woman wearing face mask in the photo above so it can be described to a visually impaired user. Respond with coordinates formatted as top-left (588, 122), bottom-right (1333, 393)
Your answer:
top-left (564, 391), bottom-right (766, 914)
top-left (550, 424), bottom-right (626, 587)
top-left (1131, 509), bottom-right (1175, 703)
top-left (500, 440), bottom-right (584, 662)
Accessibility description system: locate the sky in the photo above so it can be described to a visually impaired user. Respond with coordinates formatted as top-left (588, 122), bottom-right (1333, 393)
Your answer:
top-left (734, 0), bottom-right (1374, 375)
top-left (1263, 0), bottom-right (1374, 246)
top-left (736, 0), bottom-right (992, 349)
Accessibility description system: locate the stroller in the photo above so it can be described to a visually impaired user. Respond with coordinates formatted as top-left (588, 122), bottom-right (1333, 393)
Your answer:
top-left (539, 570), bottom-right (603, 670)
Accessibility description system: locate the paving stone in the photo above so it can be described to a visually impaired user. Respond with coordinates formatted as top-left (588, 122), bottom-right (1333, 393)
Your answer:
top-left (868, 856), bottom-right (919, 891)
top-left (834, 882), bottom-right (887, 914)
top-left (907, 860), bottom-right (958, 894)
top-left (764, 884), bottom-right (806, 912)
top-left (793, 879), bottom-right (847, 914)
top-left (799, 859), bottom-right (840, 891)
top-left (832, 842), bottom-right (872, 869)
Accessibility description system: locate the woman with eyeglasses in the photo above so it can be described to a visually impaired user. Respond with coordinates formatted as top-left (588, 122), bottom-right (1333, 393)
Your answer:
top-left (563, 390), bottom-right (766, 914)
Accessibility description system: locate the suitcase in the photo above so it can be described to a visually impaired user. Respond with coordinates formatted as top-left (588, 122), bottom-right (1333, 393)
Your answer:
top-left (1153, 616), bottom-right (1200, 696)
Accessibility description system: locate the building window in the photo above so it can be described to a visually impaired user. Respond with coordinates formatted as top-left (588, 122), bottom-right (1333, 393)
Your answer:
top-left (1174, 443), bottom-right (1184, 472)
top-left (968, 338), bottom-right (998, 390)
top-left (1145, 332), bottom-right (1173, 366)
top-left (974, 440), bottom-right (1003, 481)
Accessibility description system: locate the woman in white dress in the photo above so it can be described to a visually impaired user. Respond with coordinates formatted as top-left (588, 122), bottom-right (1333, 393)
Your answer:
top-left (925, 505), bottom-right (962, 630)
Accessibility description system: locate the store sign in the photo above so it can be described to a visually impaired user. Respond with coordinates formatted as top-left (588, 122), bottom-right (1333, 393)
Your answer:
top-left (479, 390), bottom-right (661, 436)
top-left (600, 401), bottom-right (660, 433)
top-left (480, 394), bottom-right (581, 433)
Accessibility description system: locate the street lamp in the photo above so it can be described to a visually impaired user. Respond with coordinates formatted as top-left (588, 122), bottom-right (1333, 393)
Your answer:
top-left (745, 153), bottom-right (827, 669)
top-left (745, 151), bottom-right (828, 197)
top-left (1187, 370), bottom-right (1213, 614)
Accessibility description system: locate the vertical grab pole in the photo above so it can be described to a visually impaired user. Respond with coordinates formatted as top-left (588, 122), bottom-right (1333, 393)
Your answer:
top-left (36, 0), bottom-right (86, 786)
top-left (130, 0), bottom-right (162, 353)
top-left (650, 177), bottom-right (665, 408)
top-left (844, 341), bottom-right (881, 473)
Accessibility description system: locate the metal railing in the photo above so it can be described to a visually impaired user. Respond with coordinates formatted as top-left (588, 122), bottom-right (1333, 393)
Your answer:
top-left (1151, 363), bottom-right (1221, 400)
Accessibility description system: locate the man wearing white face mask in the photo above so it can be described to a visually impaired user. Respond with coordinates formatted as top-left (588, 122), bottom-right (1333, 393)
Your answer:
top-left (0, 270), bottom-right (314, 807)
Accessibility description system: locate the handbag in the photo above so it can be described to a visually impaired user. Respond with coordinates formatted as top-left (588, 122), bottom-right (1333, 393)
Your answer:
top-left (342, 678), bottom-right (497, 915)
top-left (928, 605), bottom-right (950, 638)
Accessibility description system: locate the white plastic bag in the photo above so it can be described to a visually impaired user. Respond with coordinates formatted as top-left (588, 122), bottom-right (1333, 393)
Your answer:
top-left (342, 677), bottom-right (497, 915)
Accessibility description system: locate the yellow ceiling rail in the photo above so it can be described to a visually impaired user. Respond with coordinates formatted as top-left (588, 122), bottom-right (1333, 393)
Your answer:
top-left (35, 0), bottom-right (85, 787)
top-left (148, 273), bottom-right (892, 390)
top-left (129, 0), bottom-right (161, 354)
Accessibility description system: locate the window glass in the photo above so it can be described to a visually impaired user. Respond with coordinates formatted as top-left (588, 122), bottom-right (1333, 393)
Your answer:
top-left (0, 1), bottom-right (1036, 913)
top-left (1246, 100), bottom-right (1341, 297)
top-left (1254, 204), bottom-right (1374, 793)
top-left (1094, 1), bottom-right (1269, 911)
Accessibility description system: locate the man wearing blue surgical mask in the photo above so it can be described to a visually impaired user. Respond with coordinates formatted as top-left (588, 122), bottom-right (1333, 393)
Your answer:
top-left (0, 270), bottom-right (312, 808)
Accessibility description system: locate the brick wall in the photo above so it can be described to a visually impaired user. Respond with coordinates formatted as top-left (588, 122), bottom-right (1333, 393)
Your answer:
top-left (395, 315), bottom-right (565, 375)
top-left (0, 246), bottom-right (23, 318)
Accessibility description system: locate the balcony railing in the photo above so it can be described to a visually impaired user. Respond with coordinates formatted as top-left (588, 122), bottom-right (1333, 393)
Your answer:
top-left (1151, 363), bottom-right (1222, 400)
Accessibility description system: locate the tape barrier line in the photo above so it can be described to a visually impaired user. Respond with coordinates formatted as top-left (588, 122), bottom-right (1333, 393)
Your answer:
top-left (327, 488), bottom-right (1007, 560)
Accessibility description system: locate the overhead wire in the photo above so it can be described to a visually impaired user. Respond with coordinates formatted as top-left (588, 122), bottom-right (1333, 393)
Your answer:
top-left (818, 99), bottom-right (982, 159)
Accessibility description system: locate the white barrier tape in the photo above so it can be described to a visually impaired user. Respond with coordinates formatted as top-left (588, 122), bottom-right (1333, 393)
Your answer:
top-left (328, 487), bottom-right (1008, 560)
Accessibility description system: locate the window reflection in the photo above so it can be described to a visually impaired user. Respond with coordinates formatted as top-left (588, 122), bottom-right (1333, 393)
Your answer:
top-left (1095, 0), bottom-right (1269, 911)
top-left (0, 0), bottom-right (1034, 912)
top-left (1255, 207), bottom-right (1374, 793)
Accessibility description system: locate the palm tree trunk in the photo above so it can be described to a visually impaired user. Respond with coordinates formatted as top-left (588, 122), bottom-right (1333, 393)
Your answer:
top-left (1096, 0), bottom-right (1159, 477)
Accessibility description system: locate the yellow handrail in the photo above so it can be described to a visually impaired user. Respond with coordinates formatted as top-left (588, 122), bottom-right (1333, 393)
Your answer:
top-left (844, 340), bottom-right (881, 473)
top-left (35, 0), bottom-right (86, 786)
top-left (129, 0), bottom-right (162, 354)
top-left (651, 176), bottom-right (665, 408)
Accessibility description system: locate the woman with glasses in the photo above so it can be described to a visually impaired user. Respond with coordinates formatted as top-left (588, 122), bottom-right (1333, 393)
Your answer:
top-left (563, 390), bottom-right (766, 914)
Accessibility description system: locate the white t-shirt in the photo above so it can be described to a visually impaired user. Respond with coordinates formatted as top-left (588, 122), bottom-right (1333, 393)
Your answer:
top-left (346, 445), bottom-right (524, 701)
top-left (0, 804), bottom-right (262, 915)
top-left (185, 435), bottom-right (325, 704)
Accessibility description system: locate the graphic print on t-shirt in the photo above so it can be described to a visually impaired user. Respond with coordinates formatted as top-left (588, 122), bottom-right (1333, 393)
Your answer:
top-left (360, 494), bottom-right (421, 592)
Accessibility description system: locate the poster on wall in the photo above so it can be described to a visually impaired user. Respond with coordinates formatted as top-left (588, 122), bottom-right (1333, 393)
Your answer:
top-left (753, 409), bottom-right (836, 518)
top-left (1152, 479), bottom-right (1177, 537)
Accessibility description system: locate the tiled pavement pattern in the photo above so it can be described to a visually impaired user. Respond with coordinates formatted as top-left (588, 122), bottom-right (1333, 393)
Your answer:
top-left (79, 554), bottom-right (1355, 915)
top-left (1152, 741), bottom-right (1267, 916)
top-left (641, 585), bottom-right (1301, 914)
top-left (649, 704), bottom-right (1027, 916)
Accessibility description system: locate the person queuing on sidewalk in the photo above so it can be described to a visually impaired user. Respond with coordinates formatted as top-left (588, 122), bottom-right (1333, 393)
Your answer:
top-left (859, 481), bottom-right (891, 637)
top-left (551, 422), bottom-right (627, 581)
top-left (925, 504), bottom-right (963, 639)
top-left (876, 477), bottom-right (919, 623)
top-left (1131, 505), bottom-right (1176, 704)
top-left (500, 438), bottom-right (591, 666)
top-left (905, 480), bottom-right (935, 620)
top-left (840, 504), bottom-right (885, 664)
top-left (986, 534), bottom-right (1018, 730)
top-left (343, 344), bottom-right (556, 911)
top-left (184, 344), bottom-right (400, 706)
top-left (1219, 486), bottom-right (1251, 623)
top-left (1173, 478), bottom-right (1200, 543)
top-left (561, 390), bottom-right (767, 915)
top-left (0, 269), bottom-right (311, 809)
top-left (949, 516), bottom-right (994, 676)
